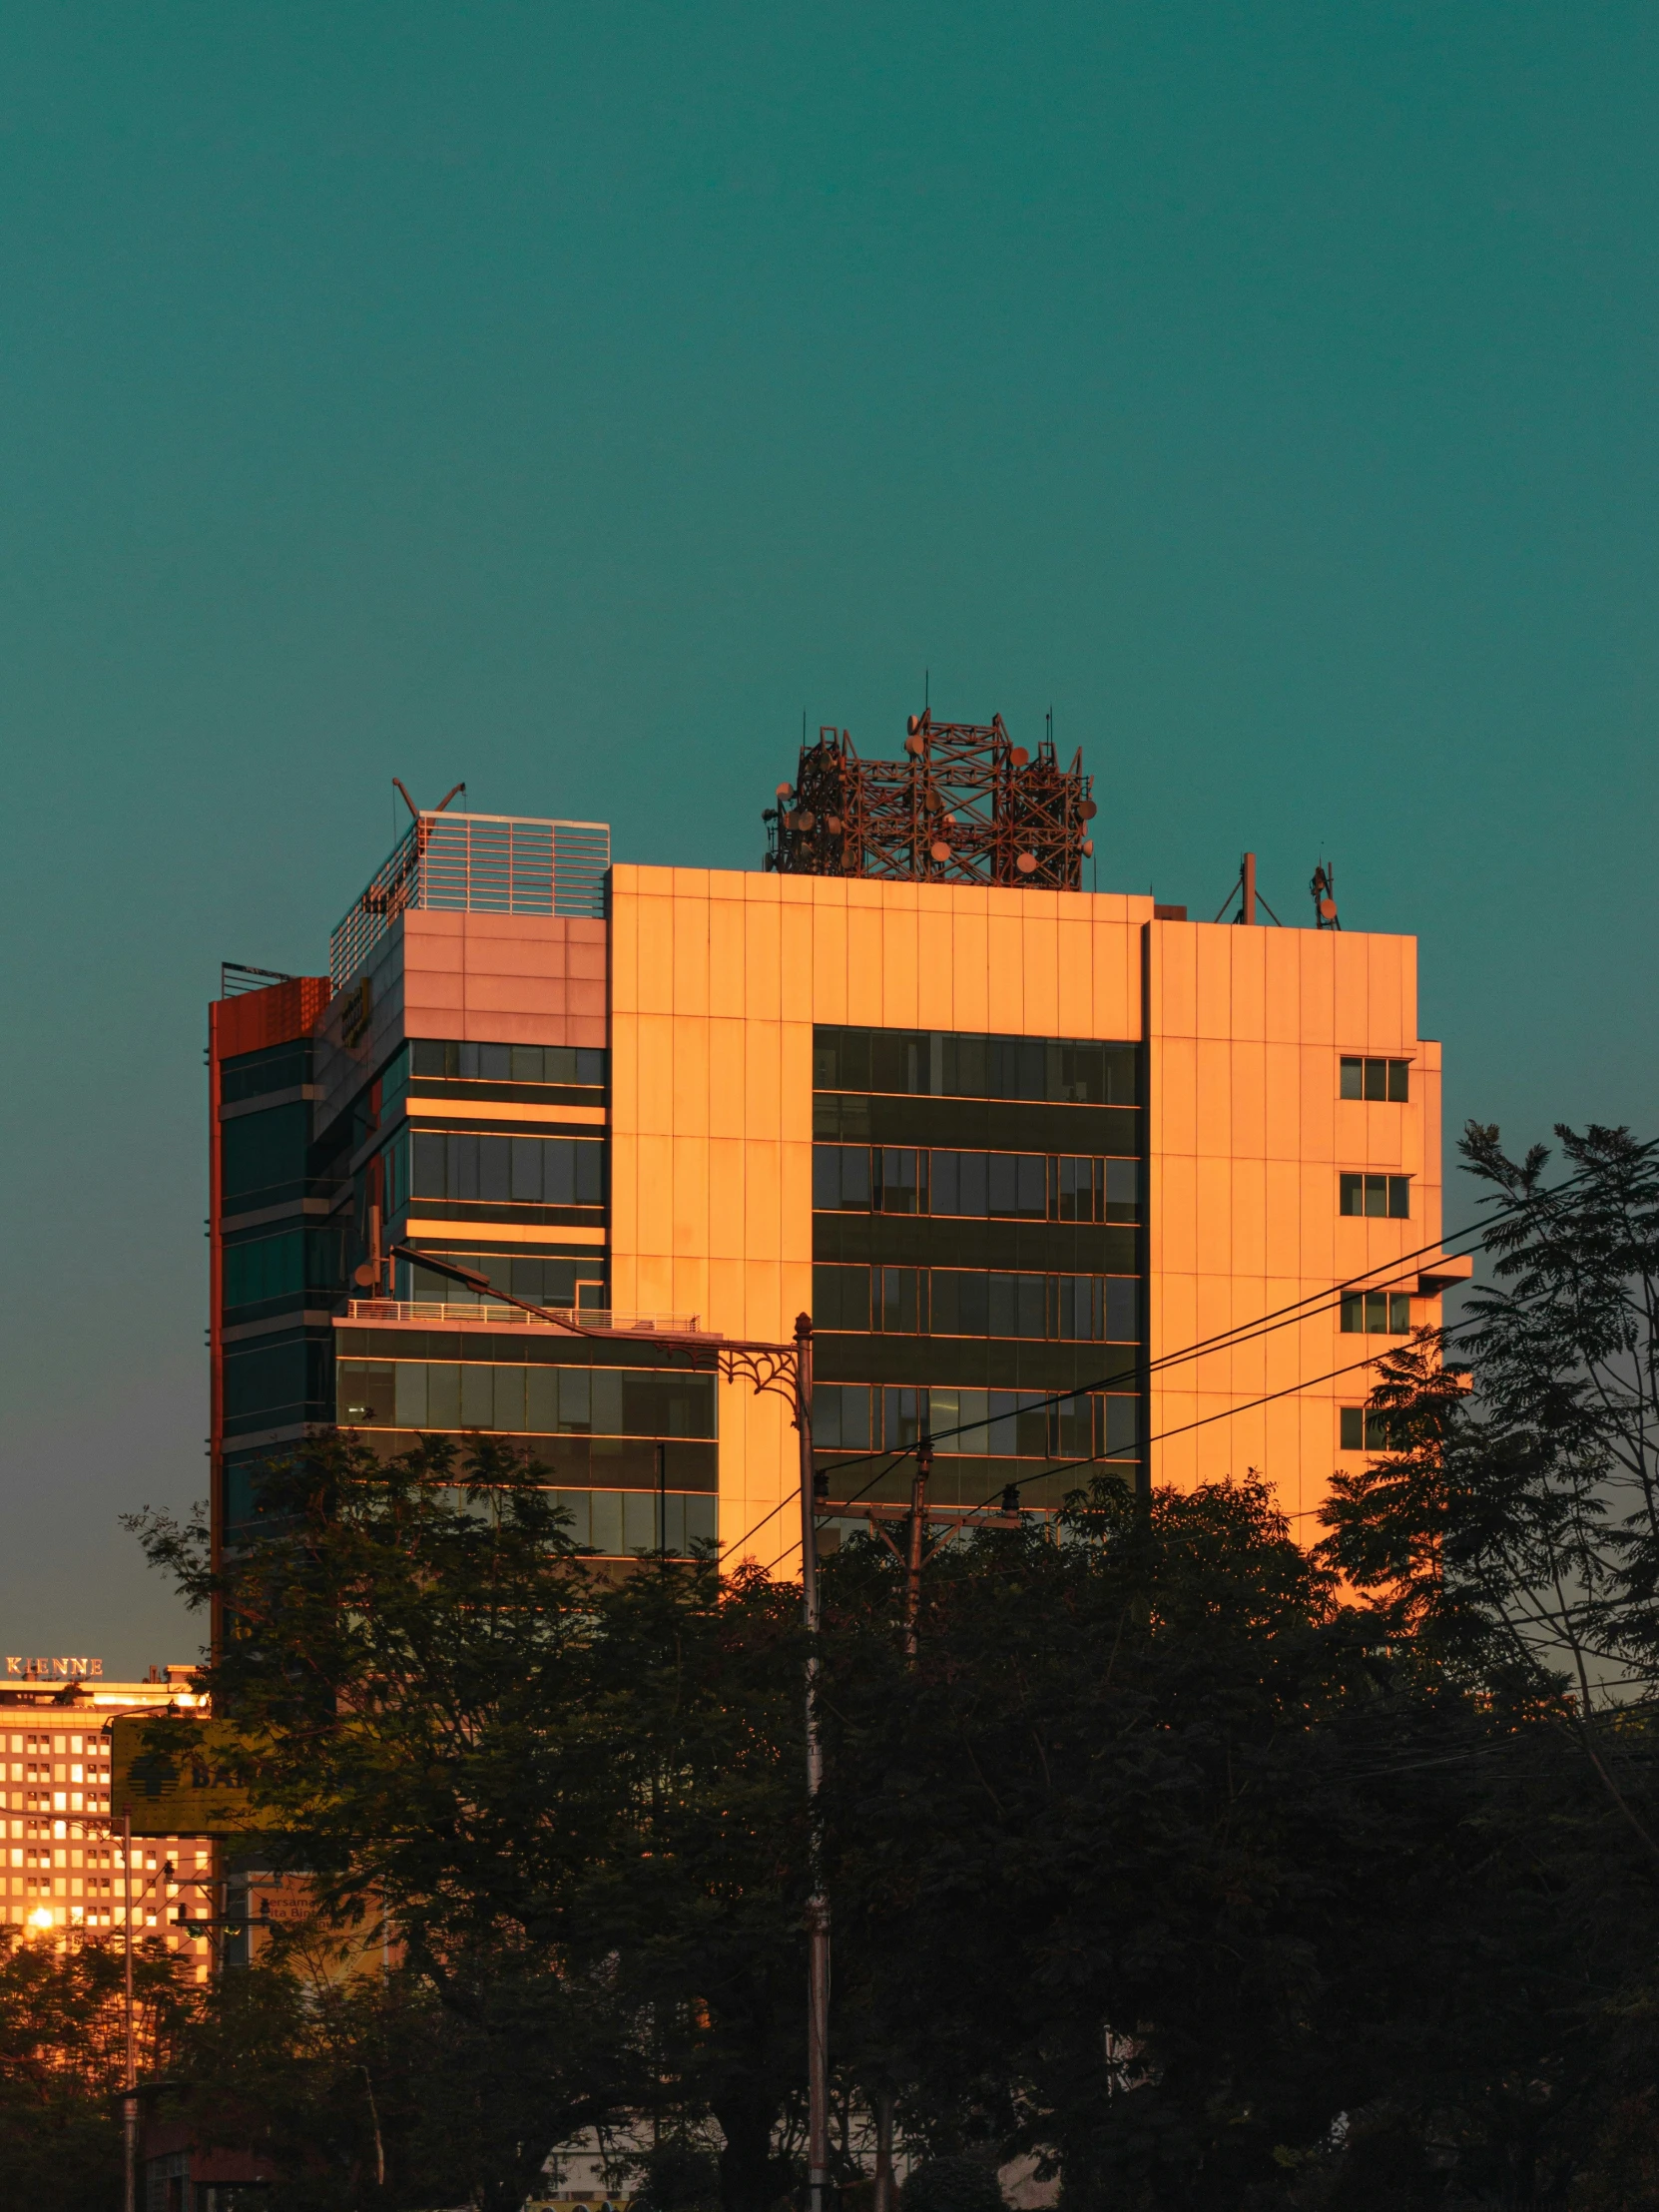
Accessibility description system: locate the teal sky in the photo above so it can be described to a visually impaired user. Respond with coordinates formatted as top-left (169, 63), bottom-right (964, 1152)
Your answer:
top-left (1, 4), bottom-right (1654, 1667)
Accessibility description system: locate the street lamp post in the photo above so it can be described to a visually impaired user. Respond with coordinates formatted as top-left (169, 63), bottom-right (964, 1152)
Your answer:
top-left (122, 1810), bottom-right (137, 2212)
top-left (384, 1251), bottom-right (831, 2212)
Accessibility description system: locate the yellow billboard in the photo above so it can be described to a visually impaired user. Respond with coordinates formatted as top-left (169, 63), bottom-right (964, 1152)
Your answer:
top-left (109, 1715), bottom-right (282, 1837)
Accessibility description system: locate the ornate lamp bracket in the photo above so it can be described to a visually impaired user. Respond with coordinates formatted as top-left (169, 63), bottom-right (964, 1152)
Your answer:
top-left (709, 1341), bottom-right (802, 1418)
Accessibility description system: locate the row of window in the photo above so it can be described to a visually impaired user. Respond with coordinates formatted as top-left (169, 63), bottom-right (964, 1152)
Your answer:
top-left (814, 1026), bottom-right (1138, 1106)
top-left (224, 1228), bottom-right (347, 1309)
top-left (1341, 1057), bottom-right (1410, 1101)
top-left (409, 1039), bottom-right (607, 1087)
top-left (396, 1253), bottom-right (597, 1308)
top-left (335, 1360), bottom-right (717, 1438)
top-left (815, 1263), bottom-right (1137, 1343)
top-left (221, 1041), bottom-right (309, 1105)
top-left (814, 1382), bottom-right (1139, 1460)
top-left (814, 1145), bottom-right (1138, 1222)
top-left (406, 1130), bottom-right (605, 1208)
top-left (552, 1487), bottom-right (716, 1555)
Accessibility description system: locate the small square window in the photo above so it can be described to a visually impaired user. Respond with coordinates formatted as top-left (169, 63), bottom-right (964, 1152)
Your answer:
top-left (1340, 1173), bottom-right (1410, 1219)
top-left (1340, 1291), bottom-right (1412, 1335)
top-left (1341, 1406), bottom-right (1398, 1450)
top-left (1340, 1056), bottom-right (1411, 1102)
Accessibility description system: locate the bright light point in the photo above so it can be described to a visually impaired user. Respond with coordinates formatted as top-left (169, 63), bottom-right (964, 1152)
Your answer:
top-left (27, 1908), bottom-right (54, 1930)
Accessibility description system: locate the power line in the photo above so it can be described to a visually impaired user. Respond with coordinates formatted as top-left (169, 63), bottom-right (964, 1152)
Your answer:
top-left (728, 1158), bottom-right (1609, 1563)
top-left (950, 1328), bottom-right (1478, 1528)
top-left (798, 1174), bottom-right (1563, 1497)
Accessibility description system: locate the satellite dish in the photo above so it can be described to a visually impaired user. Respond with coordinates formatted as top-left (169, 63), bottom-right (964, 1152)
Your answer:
top-left (1015, 851), bottom-right (1038, 873)
top-left (1009, 746), bottom-right (1029, 768)
top-left (930, 840), bottom-right (952, 864)
top-left (1320, 896), bottom-right (1339, 922)
top-left (799, 812), bottom-right (816, 832)
top-left (1082, 839), bottom-right (1094, 859)
top-left (1080, 799), bottom-right (1097, 820)
top-left (353, 1263), bottom-right (377, 1288)
top-left (827, 816), bottom-right (842, 835)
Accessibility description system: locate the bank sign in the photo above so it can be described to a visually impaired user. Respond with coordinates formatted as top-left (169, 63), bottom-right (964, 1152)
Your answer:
top-left (5, 1656), bottom-right (104, 1680)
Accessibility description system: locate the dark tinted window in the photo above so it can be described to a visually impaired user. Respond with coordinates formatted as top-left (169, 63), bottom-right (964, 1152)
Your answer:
top-left (1340, 1292), bottom-right (1412, 1334)
top-left (814, 1026), bottom-right (1136, 1104)
top-left (410, 1039), bottom-right (606, 1086)
top-left (411, 1131), bottom-right (604, 1205)
top-left (222, 1044), bottom-right (310, 1104)
top-left (222, 1103), bottom-right (311, 1205)
top-left (813, 1264), bottom-right (871, 1331)
top-left (399, 1251), bottom-right (588, 1309)
top-left (1341, 1406), bottom-right (1398, 1449)
top-left (1341, 1057), bottom-right (1410, 1102)
top-left (812, 1383), bottom-right (872, 1449)
top-left (1339, 1174), bottom-right (1410, 1219)
top-left (224, 1228), bottom-right (345, 1309)
top-left (817, 1145), bottom-right (1131, 1223)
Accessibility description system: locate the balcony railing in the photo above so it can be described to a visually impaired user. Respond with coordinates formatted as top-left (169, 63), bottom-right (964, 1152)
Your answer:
top-left (343, 1300), bottom-right (712, 1337)
top-left (329, 812), bottom-right (611, 990)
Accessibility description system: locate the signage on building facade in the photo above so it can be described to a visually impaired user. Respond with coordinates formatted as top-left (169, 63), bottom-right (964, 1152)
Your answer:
top-left (5, 1656), bottom-right (104, 1680)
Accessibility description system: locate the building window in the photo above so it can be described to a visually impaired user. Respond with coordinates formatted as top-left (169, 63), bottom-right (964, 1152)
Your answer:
top-left (409, 1130), bottom-right (604, 1206)
top-left (1341, 1406), bottom-right (1399, 1450)
top-left (410, 1039), bottom-right (606, 1086)
top-left (864, 1386), bottom-right (1138, 1462)
top-left (813, 1026), bottom-right (1137, 1105)
top-left (812, 1265), bottom-right (1139, 1344)
top-left (875, 1149), bottom-right (927, 1214)
top-left (335, 1360), bottom-right (717, 1437)
top-left (813, 1145), bottom-right (872, 1211)
top-left (813, 1383), bottom-right (873, 1449)
top-left (1340, 1173), bottom-right (1410, 1219)
top-left (1341, 1057), bottom-right (1410, 1102)
top-left (1340, 1292), bottom-right (1412, 1335)
top-left (875, 1267), bottom-right (925, 1332)
top-left (814, 1145), bottom-right (1136, 1223)
top-left (812, 1265), bottom-right (872, 1332)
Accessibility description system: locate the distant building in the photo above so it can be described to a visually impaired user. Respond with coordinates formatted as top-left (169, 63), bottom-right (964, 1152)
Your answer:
top-left (0, 1662), bottom-right (215, 1978)
top-left (208, 749), bottom-right (1465, 1572)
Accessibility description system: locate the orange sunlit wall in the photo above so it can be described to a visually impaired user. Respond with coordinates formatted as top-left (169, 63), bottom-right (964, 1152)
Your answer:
top-left (607, 867), bottom-right (1452, 1559)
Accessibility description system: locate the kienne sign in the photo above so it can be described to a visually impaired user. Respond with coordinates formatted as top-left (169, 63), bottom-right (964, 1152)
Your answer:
top-left (6, 1656), bottom-right (104, 1681)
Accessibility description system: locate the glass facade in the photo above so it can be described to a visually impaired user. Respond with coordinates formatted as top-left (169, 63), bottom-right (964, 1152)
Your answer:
top-left (812, 1023), bottom-right (1145, 1508)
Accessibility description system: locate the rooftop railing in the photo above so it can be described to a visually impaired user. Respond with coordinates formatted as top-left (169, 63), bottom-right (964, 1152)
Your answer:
top-left (343, 1300), bottom-right (712, 1337)
top-left (330, 812), bottom-right (611, 991)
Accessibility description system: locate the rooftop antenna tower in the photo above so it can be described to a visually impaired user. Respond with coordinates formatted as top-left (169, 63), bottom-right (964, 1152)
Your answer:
top-left (764, 708), bottom-right (1096, 891)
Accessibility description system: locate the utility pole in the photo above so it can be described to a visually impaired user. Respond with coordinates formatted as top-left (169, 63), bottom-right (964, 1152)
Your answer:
top-left (902, 1435), bottom-right (932, 1664)
top-left (797, 1314), bottom-right (831, 2212)
top-left (386, 1249), bottom-right (831, 2212)
top-left (122, 1812), bottom-right (137, 2212)
top-left (873, 2096), bottom-right (895, 2212)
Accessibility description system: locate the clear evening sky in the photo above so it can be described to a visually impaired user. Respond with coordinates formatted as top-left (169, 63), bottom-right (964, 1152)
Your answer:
top-left (0, 5), bottom-right (1652, 1668)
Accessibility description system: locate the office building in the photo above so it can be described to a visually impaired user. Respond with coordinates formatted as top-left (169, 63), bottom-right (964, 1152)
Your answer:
top-left (209, 725), bottom-right (1465, 1568)
top-left (0, 1661), bottom-right (214, 1976)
